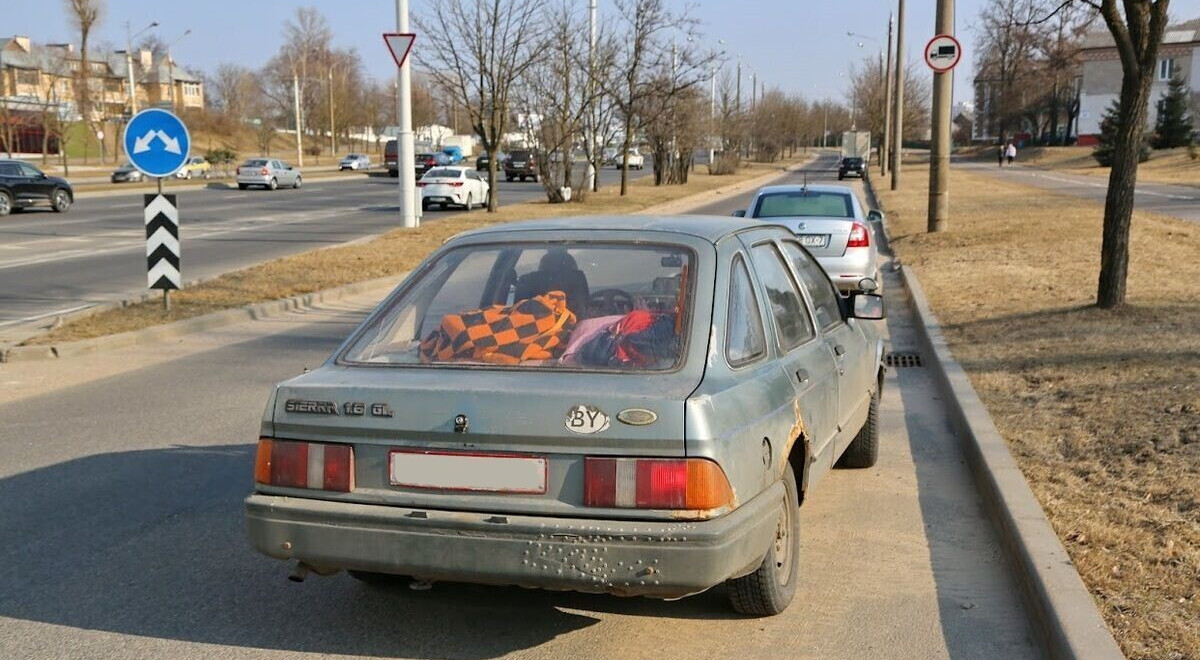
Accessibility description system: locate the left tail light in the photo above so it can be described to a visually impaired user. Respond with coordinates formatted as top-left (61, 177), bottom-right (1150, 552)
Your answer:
top-left (847, 221), bottom-right (871, 248)
top-left (583, 457), bottom-right (733, 510)
top-left (255, 438), bottom-right (353, 492)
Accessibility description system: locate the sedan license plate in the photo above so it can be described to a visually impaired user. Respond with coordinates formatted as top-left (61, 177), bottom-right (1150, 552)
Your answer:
top-left (389, 450), bottom-right (547, 493)
top-left (800, 234), bottom-right (828, 248)
top-left (511, 161), bottom-right (526, 167)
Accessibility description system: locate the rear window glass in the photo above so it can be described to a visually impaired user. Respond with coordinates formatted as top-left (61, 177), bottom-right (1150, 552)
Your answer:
top-left (753, 191), bottom-right (853, 219)
top-left (242, 159), bottom-right (268, 167)
top-left (423, 168), bottom-right (461, 179)
top-left (342, 243), bottom-right (693, 371)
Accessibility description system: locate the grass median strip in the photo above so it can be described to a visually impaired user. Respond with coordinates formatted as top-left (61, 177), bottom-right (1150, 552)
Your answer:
top-left (28, 158), bottom-right (800, 345)
top-left (876, 165), bottom-right (1200, 659)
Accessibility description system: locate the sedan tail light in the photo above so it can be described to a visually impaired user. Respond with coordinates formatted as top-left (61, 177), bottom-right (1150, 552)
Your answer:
top-left (448, 181), bottom-right (464, 187)
top-left (255, 438), bottom-right (354, 492)
top-left (260, 167), bottom-right (270, 176)
top-left (235, 167), bottom-right (241, 175)
top-left (847, 221), bottom-right (871, 248)
top-left (583, 457), bottom-right (733, 510)
top-left (416, 181), bottom-right (426, 187)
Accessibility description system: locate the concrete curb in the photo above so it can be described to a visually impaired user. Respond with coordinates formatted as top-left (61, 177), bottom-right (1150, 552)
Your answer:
top-left (863, 176), bottom-right (1125, 660)
top-left (2, 274), bottom-right (405, 363)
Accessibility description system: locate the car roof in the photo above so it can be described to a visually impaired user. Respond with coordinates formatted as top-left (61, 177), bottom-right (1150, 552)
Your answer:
top-left (453, 214), bottom-right (789, 244)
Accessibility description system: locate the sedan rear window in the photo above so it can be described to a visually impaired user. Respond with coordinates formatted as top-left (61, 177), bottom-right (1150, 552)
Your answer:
top-left (342, 243), bottom-right (693, 371)
top-left (423, 168), bottom-right (461, 179)
top-left (754, 191), bottom-right (853, 219)
top-left (242, 159), bottom-right (268, 167)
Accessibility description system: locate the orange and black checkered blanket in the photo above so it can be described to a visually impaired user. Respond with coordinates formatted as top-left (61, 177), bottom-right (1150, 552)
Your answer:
top-left (419, 290), bottom-right (577, 365)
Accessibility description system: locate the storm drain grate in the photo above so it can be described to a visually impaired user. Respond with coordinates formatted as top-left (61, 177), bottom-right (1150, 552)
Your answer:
top-left (885, 351), bottom-right (924, 368)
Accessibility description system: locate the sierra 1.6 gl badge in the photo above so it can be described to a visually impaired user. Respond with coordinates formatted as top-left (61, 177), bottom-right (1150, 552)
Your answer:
top-left (565, 404), bottom-right (610, 434)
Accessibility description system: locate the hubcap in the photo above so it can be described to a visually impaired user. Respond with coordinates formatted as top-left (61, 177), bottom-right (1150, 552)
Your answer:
top-left (0, 195), bottom-right (9, 213)
top-left (55, 192), bottom-right (69, 210)
top-left (773, 498), bottom-right (795, 584)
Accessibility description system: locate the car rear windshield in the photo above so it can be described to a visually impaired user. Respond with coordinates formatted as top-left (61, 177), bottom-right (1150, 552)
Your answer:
top-left (423, 168), bottom-right (460, 179)
top-left (753, 191), bottom-right (853, 219)
top-left (242, 159), bottom-right (268, 167)
top-left (342, 242), bottom-right (694, 371)
top-left (509, 151), bottom-right (532, 159)
top-left (844, 158), bottom-right (863, 165)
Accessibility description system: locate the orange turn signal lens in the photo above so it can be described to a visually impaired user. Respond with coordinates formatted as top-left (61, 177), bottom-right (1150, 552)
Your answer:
top-left (686, 459), bottom-right (735, 510)
top-left (254, 438), bottom-right (273, 484)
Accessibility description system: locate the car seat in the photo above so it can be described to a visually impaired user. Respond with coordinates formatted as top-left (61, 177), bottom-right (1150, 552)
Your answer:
top-left (514, 248), bottom-right (590, 315)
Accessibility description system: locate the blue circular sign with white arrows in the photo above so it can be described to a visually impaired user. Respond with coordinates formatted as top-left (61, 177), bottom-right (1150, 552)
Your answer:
top-left (123, 108), bottom-right (191, 178)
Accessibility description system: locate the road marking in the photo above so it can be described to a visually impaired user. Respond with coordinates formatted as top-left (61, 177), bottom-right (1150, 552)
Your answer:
top-left (0, 303), bottom-right (96, 328)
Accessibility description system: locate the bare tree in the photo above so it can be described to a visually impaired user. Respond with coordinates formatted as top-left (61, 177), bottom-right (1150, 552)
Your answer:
top-left (64, 0), bottom-right (102, 165)
top-left (851, 58), bottom-right (931, 144)
top-left (210, 63), bottom-right (257, 122)
top-left (975, 0), bottom-right (1047, 138)
top-left (415, 0), bottom-right (545, 211)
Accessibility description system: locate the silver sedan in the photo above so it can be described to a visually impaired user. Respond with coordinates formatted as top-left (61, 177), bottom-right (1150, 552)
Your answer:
top-left (236, 158), bottom-right (302, 191)
top-left (735, 184), bottom-right (881, 293)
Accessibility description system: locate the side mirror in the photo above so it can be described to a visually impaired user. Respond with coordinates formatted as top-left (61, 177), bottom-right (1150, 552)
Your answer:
top-left (850, 292), bottom-right (885, 320)
top-left (867, 209), bottom-right (884, 223)
top-left (731, 209), bottom-right (746, 218)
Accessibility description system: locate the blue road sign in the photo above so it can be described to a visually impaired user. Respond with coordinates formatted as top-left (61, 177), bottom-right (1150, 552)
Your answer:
top-left (123, 108), bottom-right (191, 178)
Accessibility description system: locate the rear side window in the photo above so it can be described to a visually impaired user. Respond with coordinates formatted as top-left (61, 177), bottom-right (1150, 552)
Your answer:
top-left (750, 244), bottom-right (815, 350)
top-left (781, 241), bottom-right (844, 331)
top-left (726, 256), bottom-right (767, 367)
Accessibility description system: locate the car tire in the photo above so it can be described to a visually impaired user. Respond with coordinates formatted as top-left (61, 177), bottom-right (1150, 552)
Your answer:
top-left (389, 170), bottom-right (398, 178)
top-left (51, 189), bottom-right (71, 213)
top-left (203, 171), bottom-right (210, 180)
top-left (293, 176), bottom-right (302, 189)
top-left (238, 184), bottom-right (248, 190)
top-left (421, 198), bottom-right (430, 212)
top-left (0, 190), bottom-right (11, 217)
top-left (837, 387), bottom-right (880, 469)
top-left (727, 462), bottom-right (800, 616)
top-left (464, 193), bottom-right (474, 210)
top-left (506, 176), bottom-right (513, 182)
top-left (184, 170), bottom-right (192, 180)
top-left (268, 178), bottom-right (278, 191)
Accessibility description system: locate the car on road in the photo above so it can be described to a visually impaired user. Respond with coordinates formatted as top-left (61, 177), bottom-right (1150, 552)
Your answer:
top-left (175, 156), bottom-right (211, 180)
top-left (0, 159), bottom-right (73, 216)
top-left (418, 166), bottom-right (490, 211)
top-left (235, 158), bottom-right (302, 190)
top-left (735, 184), bottom-right (881, 293)
top-left (415, 152), bottom-right (450, 179)
top-left (615, 149), bottom-right (645, 169)
top-left (339, 154), bottom-right (371, 171)
top-left (245, 215), bottom-right (885, 615)
top-left (475, 151), bottom-right (505, 171)
top-left (503, 149), bottom-right (540, 182)
top-left (385, 140), bottom-right (399, 176)
top-left (602, 147), bottom-right (619, 165)
top-left (838, 157), bottom-right (866, 180)
top-left (110, 162), bottom-right (145, 184)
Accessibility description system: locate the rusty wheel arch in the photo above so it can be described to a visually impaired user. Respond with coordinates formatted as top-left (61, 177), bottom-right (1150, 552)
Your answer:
top-left (786, 433), bottom-right (811, 507)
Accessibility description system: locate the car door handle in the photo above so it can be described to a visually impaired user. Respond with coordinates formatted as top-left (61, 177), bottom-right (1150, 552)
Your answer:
top-left (795, 368), bottom-right (810, 384)
top-left (834, 344), bottom-right (846, 357)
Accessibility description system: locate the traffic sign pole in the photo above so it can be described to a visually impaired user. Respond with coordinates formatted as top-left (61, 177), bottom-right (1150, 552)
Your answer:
top-left (390, 2), bottom-right (418, 229)
top-left (124, 108), bottom-right (189, 307)
top-left (926, 22), bottom-right (959, 233)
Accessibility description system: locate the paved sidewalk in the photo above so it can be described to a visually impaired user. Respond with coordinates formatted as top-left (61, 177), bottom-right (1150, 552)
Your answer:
top-left (956, 160), bottom-right (1200, 224)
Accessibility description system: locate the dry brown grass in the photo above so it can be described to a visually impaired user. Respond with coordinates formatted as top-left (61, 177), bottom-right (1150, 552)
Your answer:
top-left (30, 159), bottom-right (797, 345)
top-left (967, 144), bottom-right (1200, 187)
top-left (876, 166), bottom-right (1200, 660)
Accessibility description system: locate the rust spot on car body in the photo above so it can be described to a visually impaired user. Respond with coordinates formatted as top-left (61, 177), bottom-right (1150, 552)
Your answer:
top-left (781, 399), bottom-right (809, 474)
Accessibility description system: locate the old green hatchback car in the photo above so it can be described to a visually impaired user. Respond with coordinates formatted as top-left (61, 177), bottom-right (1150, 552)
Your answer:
top-left (246, 215), bottom-right (885, 615)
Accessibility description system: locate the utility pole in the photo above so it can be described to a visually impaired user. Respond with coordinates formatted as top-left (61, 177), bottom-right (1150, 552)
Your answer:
top-left (709, 65), bottom-right (717, 165)
top-left (328, 65), bottom-right (336, 155)
top-left (292, 72), bottom-right (303, 167)
top-left (891, 0), bottom-right (906, 190)
top-left (882, 13), bottom-right (894, 176)
top-left (822, 103), bottom-right (828, 148)
top-left (587, 0), bottom-right (597, 192)
top-left (395, 0), bottom-right (417, 228)
top-left (736, 57), bottom-right (742, 113)
top-left (927, 0), bottom-right (953, 232)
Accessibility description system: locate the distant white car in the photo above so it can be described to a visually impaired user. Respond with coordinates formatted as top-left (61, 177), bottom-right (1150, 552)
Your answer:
top-left (339, 154), bottom-right (371, 171)
top-left (419, 166), bottom-right (490, 211)
top-left (617, 149), bottom-right (645, 170)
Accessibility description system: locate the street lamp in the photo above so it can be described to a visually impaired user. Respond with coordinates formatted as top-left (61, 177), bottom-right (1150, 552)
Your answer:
top-left (165, 29), bottom-right (191, 112)
top-left (124, 20), bottom-right (158, 114)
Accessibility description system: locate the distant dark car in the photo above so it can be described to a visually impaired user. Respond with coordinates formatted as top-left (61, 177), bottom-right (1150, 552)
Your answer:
top-left (415, 152), bottom-right (450, 178)
top-left (111, 162), bottom-right (145, 183)
top-left (385, 139), bottom-right (399, 176)
top-left (504, 149), bottom-right (539, 182)
top-left (838, 157), bottom-right (866, 180)
top-left (475, 151), bottom-right (505, 171)
top-left (0, 159), bottom-right (73, 216)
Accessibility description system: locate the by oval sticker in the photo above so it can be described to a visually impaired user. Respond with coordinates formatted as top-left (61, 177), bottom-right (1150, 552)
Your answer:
top-left (565, 404), bottom-right (610, 434)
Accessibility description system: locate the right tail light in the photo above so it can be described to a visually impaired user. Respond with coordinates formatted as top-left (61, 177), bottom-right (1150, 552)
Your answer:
top-left (583, 457), bottom-right (733, 510)
top-left (847, 222), bottom-right (871, 248)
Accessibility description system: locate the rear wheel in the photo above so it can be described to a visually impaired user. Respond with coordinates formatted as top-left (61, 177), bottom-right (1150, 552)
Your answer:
top-left (237, 183), bottom-right (248, 190)
top-left (464, 193), bottom-right (474, 210)
top-left (727, 462), bottom-right (800, 616)
top-left (184, 170), bottom-right (192, 180)
top-left (51, 189), bottom-right (71, 213)
top-left (837, 387), bottom-right (879, 468)
top-left (0, 191), bottom-right (11, 217)
top-left (268, 178), bottom-right (278, 191)
top-left (293, 176), bottom-right (302, 189)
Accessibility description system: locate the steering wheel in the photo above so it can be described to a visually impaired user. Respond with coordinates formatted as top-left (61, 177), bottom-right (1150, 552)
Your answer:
top-left (589, 288), bottom-right (635, 316)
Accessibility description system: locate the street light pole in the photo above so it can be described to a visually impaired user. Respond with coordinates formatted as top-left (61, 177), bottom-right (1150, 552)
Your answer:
top-left (124, 21), bottom-right (158, 115)
top-left (328, 64), bottom-right (336, 155)
top-left (292, 72), bottom-right (303, 167)
top-left (882, 13), bottom-right (894, 176)
top-left (586, 0), bottom-right (597, 192)
top-left (396, 0), bottom-right (417, 228)
top-left (927, 0), bottom-right (953, 232)
top-left (891, 0), bottom-right (906, 191)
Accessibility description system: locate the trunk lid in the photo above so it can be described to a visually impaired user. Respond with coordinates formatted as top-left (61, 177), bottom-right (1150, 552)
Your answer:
top-left (268, 365), bottom-right (698, 517)
top-left (765, 217), bottom-right (854, 257)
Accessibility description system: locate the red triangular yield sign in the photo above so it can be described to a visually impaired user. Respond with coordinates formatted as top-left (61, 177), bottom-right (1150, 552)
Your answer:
top-left (383, 33), bottom-right (416, 68)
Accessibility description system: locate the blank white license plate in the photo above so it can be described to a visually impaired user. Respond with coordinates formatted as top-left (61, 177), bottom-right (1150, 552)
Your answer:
top-left (799, 234), bottom-right (828, 248)
top-left (389, 450), bottom-right (547, 493)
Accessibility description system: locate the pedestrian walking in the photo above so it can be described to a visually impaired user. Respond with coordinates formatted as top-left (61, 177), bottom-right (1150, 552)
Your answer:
top-left (1006, 142), bottom-right (1017, 166)
top-left (997, 144), bottom-right (1005, 167)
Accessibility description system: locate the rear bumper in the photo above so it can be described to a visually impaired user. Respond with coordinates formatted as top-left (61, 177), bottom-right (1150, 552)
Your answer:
top-left (236, 175), bottom-right (273, 186)
top-left (245, 482), bottom-right (782, 598)
top-left (817, 247), bottom-right (878, 291)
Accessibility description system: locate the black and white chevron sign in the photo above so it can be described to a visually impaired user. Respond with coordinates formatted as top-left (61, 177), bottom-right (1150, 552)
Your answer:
top-left (144, 194), bottom-right (180, 290)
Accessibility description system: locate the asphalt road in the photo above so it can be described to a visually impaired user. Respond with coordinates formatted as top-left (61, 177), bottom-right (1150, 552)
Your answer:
top-left (0, 156), bottom-right (1042, 659)
top-left (957, 159), bottom-right (1200, 224)
top-left (0, 163), bottom-right (649, 338)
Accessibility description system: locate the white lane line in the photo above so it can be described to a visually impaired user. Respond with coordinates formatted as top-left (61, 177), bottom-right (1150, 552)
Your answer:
top-left (0, 303), bottom-right (96, 328)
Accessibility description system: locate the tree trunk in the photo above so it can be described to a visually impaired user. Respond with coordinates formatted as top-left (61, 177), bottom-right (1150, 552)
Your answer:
top-left (619, 113), bottom-right (634, 196)
top-left (1097, 73), bottom-right (1152, 309)
top-left (486, 145), bottom-right (499, 212)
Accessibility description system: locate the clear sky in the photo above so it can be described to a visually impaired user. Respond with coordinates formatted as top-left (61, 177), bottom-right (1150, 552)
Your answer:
top-left (7, 0), bottom-right (1200, 106)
